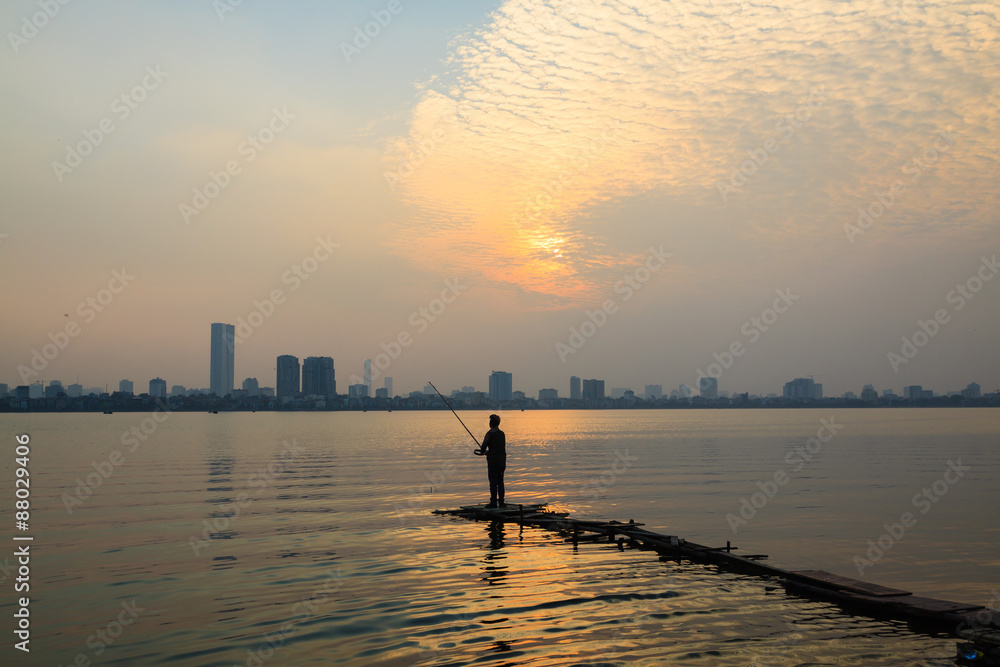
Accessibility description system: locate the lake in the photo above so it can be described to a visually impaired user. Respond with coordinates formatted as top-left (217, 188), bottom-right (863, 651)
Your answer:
top-left (1, 408), bottom-right (997, 665)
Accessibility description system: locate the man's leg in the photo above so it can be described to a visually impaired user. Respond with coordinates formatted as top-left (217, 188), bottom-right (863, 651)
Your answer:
top-left (497, 461), bottom-right (506, 506)
top-left (487, 462), bottom-right (498, 507)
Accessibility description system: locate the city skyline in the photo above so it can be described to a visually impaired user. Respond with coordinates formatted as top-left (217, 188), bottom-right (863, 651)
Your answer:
top-left (6, 319), bottom-right (997, 401)
top-left (2, 1), bottom-right (998, 407)
top-left (3, 313), bottom-right (995, 401)
top-left (6, 364), bottom-right (989, 403)
top-left (3, 316), bottom-right (989, 405)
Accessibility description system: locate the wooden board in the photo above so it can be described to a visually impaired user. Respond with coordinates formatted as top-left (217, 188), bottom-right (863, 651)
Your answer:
top-left (884, 595), bottom-right (985, 615)
top-left (789, 570), bottom-right (911, 597)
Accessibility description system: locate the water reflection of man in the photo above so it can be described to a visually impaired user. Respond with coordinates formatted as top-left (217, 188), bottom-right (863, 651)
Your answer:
top-left (479, 414), bottom-right (506, 508)
top-left (488, 520), bottom-right (505, 550)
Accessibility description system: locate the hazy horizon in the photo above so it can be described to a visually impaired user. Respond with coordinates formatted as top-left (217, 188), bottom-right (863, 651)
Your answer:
top-left (3, 0), bottom-right (998, 399)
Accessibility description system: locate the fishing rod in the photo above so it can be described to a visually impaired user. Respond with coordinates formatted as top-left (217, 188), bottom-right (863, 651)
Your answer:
top-left (427, 381), bottom-right (483, 454)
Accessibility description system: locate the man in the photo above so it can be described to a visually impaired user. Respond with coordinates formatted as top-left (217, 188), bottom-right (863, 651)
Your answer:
top-left (479, 414), bottom-right (506, 508)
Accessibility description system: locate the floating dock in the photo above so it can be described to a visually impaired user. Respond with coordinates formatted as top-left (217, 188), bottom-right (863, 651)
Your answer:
top-left (433, 502), bottom-right (1000, 661)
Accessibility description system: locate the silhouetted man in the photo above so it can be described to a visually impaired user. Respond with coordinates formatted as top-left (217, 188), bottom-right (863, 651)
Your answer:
top-left (480, 414), bottom-right (506, 508)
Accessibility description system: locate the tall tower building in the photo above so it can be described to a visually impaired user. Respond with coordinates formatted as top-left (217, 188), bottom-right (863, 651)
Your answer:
top-left (210, 323), bottom-right (235, 397)
top-left (570, 376), bottom-right (581, 400)
top-left (384, 377), bottom-right (393, 398)
top-left (783, 377), bottom-right (821, 400)
top-left (962, 382), bottom-right (981, 399)
top-left (276, 355), bottom-right (300, 397)
top-left (582, 379), bottom-right (605, 400)
top-left (302, 357), bottom-right (336, 396)
top-left (489, 371), bottom-right (513, 401)
top-left (149, 377), bottom-right (167, 398)
top-left (119, 379), bottom-right (134, 395)
top-left (364, 359), bottom-right (372, 396)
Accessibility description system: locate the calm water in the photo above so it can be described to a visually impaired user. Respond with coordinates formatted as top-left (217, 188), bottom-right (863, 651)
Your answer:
top-left (0, 408), bottom-right (997, 666)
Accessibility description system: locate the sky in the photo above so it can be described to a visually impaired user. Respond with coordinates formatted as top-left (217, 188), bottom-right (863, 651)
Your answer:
top-left (1, 0), bottom-right (998, 398)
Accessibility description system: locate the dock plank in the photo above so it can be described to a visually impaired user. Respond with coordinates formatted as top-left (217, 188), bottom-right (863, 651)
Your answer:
top-left (855, 594), bottom-right (986, 615)
top-left (789, 570), bottom-right (912, 597)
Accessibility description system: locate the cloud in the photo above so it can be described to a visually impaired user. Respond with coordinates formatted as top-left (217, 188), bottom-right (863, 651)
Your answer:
top-left (383, 0), bottom-right (1000, 306)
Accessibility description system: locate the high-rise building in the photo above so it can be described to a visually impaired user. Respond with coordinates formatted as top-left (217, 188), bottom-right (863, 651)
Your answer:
top-left (210, 323), bottom-right (236, 397)
top-left (119, 379), bottom-right (134, 395)
top-left (0, 383), bottom-right (8, 398)
top-left (375, 387), bottom-right (389, 399)
top-left (678, 383), bottom-right (693, 398)
top-left (171, 385), bottom-right (186, 397)
top-left (489, 371), bottom-right (513, 401)
top-left (29, 382), bottom-right (43, 398)
top-left (302, 357), bottom-right (336, 396)
top-left (349, 384), bottom-right (369, 398)
top-left (570, 376), bottom-right (581, 400)
top-left (582, 379), bottom-right (605, 400)
top-left (461, 385), bottom-right (475, 394)
top-left (783, 378), bottom-right (822, 400)
top-left (149, 378), bottom-right (167, 398)
top-left (44, 381), bottom-right (64, 399)
top-left (644, 384), bottom-right (662, 400)
top-left (242, 378), bottom-right (259, 397)
top-left (861, 384), bottom-right (878, 402)
top-left (276, 355), bottom-right (301, 397)
top-left (962, 382), bottom-right (981, 399)
top-left (364, 359), bottom-right (372, 396)
top-left (384, 377), bottom-right (393, 398)
top-left (699, 377), bottom-right (718, 400)
top-left (67, 383), bottom-right (83, 398)
top-left (539, 388), bottom-right (558, 400)
top-left (903, 385), bottom-right (930, 400)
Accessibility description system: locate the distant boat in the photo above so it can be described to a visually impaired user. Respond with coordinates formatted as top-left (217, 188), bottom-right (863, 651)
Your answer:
top-left (210, 410), bottom-right (218, 414)
top-left (103, 410), bottom-right (113, 414)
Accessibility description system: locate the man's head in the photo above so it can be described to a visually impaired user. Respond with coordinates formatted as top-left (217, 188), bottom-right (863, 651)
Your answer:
top-left (489, 414), bottom-right (501, 428)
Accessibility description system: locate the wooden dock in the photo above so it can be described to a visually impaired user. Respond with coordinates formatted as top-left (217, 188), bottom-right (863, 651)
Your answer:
top-left (433, 502), bottom-right (1000, 657)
